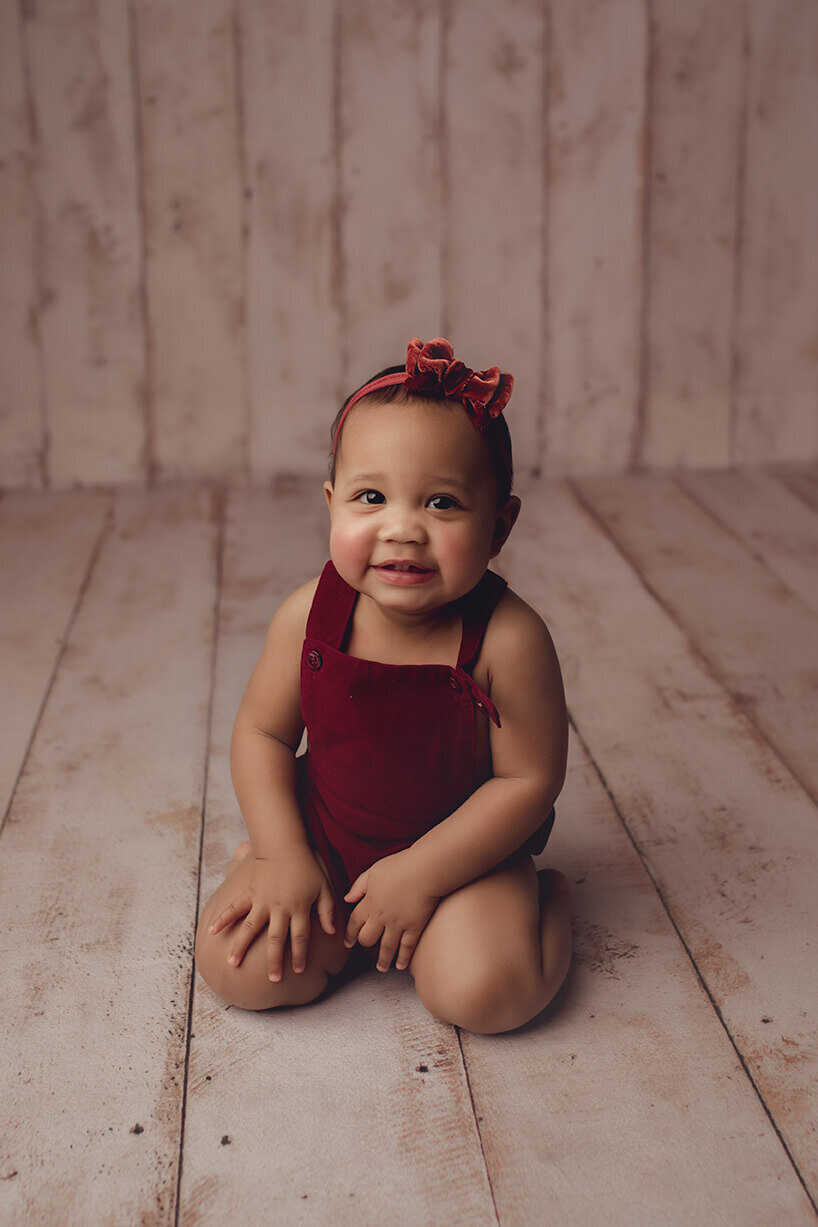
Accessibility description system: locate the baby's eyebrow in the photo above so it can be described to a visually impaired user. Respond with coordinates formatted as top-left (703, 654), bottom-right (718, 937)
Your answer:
top-left (343, 471), bottom-right (472, 493)
top-left (429, 475), bottom-right (471, 492)
top-left (345, 472), bottom-right (384, 485)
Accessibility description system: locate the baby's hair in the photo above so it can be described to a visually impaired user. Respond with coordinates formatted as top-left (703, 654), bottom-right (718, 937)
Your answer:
top-left (329, 364), bottom-right (515, 507)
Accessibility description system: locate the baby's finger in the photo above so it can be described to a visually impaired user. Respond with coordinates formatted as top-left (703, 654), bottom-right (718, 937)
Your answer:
top-left (343, 908), bottom-right (364, 949)
top-left (376, 932), bottom-right (399, 973)
top-left (266, 917), bottom-right (289, 982)
top-left (226, 907), bottom-right (264, 967)
top-left (354, 917), bottom-right (384, 950)
top-left (343, 870), bottom-right (368, 905)
top-left (317, 884), bottom-right (336, 936)
top-left (395, 932), bottom-right (419, 972)
top-left (289, 912), bottom-right (311, 974)
top-left (208, 893), bottom-right (251, 936)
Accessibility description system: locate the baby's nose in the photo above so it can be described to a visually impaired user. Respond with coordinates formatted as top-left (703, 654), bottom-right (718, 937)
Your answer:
top-left (380, 504), bottom-right (427, 543)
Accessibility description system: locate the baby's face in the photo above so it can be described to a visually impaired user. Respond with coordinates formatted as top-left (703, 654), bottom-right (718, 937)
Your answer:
top-left (325, 396), bottom-right (518, 616)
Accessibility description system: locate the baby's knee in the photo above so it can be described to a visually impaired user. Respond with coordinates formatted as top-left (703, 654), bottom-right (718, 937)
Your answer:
top-left (193, 923), bottom-right (262, 1011)
top-left (416, 959), bottom-right (545, 1035)
top-left (193, 914), bottom-right (343, 1013)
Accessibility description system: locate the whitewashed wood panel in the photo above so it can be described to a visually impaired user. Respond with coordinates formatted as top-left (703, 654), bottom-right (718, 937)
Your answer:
top-left (0, 489), bottom-right (218, 1224)
top-left (681, 466), bottom-right (818, 616)
top-left (0, 490), bottom-right (108, 824)
top-left (466, 734), bottom-right (815, 1225)
top-left (22, 0), bottom-right (146, 486)
top-left (135, 0), bottom-right (247, 481)
top-left (241, 1), bottom-right (342, 480)
top-left (181, 485), bottom-right (494, 1224)
top-left (577, 471), bottom-right (818, 802)
top-left (505, 478), bottom-right (818, 1195)
top-left (544, 0), bottom-right (646, 474)
top-left (340, 0), bottom-right (443, 392)
top-left (444, 0), bottom-right (545, 473)
top-left (0, 1), bottom-right (43, 488)
top-left (640, 0), bottom-right (742, 468)
top-left (734, 0), bottom-right (818, 464)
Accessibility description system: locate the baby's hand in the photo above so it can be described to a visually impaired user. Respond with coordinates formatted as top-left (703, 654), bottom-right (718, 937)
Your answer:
top-left (207, 847), bottom-right (336, 981)
top-left (343, 850), bottom-right (440, 973)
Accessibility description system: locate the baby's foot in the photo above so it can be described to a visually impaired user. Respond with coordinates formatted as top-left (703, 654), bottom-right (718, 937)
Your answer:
top-left (537, 867), bottom-right (571, 913)
top-left (232, 840), bottom-right (252, 862)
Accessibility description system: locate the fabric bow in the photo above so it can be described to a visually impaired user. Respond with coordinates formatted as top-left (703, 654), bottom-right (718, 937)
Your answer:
top-left (405, 338), bottom-right (513, 429)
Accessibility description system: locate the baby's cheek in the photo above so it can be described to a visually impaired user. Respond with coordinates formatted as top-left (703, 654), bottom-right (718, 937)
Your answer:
top-left (329, 520), bottom-right (371, 581)
top-left (437, 524), bottom-right (492, 580)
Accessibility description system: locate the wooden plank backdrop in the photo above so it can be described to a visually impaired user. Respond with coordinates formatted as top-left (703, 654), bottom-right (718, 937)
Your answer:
top-left (19, 0), bottom-right (147, 487)
top-left (444, 0), bottom-right (546, 469)
top-left (0, 1), bottom-right (44, 487)
top-left (734, 0), bottom-right (818, 464)
top-left (241, 2), bottom-right (342, 479)
top-left (2, 0), bottom-right (818, 485)
top-left (640, 0), bottom-right (743, 468)
top-left (543, 0), bottom-right (645, 475)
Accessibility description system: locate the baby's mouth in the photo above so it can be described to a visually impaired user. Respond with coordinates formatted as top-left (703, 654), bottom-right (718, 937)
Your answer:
top-left (376, 562), bottom-right (433, 573)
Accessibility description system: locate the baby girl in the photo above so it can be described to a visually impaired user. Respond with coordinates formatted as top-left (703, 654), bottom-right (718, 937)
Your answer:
top-left (195, 338), bottom-right (571, 1034)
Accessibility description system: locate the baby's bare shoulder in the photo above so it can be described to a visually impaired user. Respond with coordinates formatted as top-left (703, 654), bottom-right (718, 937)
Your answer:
top-left (262, 575), bottom-right (321, 653)
top-left (485, 586), bottom-right (556, 658)
top-left (274, 575), bottom-right (320, 624)
top-left (481, 585), bottom-right (563, 694)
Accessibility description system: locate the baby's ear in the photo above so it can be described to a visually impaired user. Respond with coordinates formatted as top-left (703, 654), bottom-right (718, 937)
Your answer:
top-left (490, 496), bottom-right (521, 558)
top-left (323, 481), bottom-right (334, 513)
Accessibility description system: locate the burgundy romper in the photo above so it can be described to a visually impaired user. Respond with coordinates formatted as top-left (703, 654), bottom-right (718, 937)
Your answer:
top-left (298, 561), bottom-right (554, 905)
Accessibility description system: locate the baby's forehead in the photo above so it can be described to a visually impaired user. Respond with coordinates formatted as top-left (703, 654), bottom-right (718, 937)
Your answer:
top-left (338, 395), bottom-right (490, 473)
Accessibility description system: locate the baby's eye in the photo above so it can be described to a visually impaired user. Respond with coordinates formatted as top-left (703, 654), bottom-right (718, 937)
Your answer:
top-left (427, 494), bottom-right (460, 511)
top-left (357, 489), bottom-right (385, 505)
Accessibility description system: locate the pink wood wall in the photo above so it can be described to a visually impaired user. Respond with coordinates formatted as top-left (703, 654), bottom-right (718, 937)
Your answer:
top-left (1, 0), bottom-right (816, 488)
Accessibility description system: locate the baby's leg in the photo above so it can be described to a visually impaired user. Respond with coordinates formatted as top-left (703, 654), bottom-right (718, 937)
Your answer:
top-left (408, 855), bottom-right (571, 1035)
top-left (194, 844), bottom-right (352, 1011)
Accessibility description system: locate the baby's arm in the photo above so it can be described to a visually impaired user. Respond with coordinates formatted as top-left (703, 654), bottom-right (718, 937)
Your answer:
top-left (207, 578), bottom-right (337, 980)
top-left (407, 589), bottom-right (568, 897)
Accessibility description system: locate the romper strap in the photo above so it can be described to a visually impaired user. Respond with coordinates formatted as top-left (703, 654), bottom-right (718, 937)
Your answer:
top-left (455, 569), bottom-right (507, 729)
top-left (457, 569), bottom-right (507, 669)
top-left (305, 561), bottom-right (357, 649)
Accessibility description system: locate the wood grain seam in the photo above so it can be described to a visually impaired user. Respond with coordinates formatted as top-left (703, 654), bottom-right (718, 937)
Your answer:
top-left (439, 0), bottom-right (451, 340)
top-left (17, 0), bottom-right (49, 489)
top-left (127, 0), bottom-right (154, 485)
top-left (540, 0), bottom-right (552, 478)
top-left (231, 0), bottom-right (252, 482)
top-left (332, 0), bottom-right (348, 397)
top-left (455, 1025), bottom-right (501, 1225)
top-left (729, 0), bottom-right (750, 467)
top-left (634, 0), bottom-right (653, 470)
top-left (565, 714), bottom-right (817, 1214)
top-left (0, 493), bottom-right (113, 838)
top-left (534, 0), bottom-right (549, 477)
top-left (173, 486), bottom-right (227, 1226)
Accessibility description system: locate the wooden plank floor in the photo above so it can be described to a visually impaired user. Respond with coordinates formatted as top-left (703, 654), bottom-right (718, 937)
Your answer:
top-left (1, 466), bottom-right (816, 1225)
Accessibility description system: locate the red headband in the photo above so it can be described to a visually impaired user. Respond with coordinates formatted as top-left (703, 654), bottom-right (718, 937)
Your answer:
top-left (332, 337), bottom-right (513, 454)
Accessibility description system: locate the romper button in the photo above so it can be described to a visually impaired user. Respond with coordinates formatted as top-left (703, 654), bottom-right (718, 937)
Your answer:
top-left (306, 649), bottom-right (323, 671)
top-left (449, 673), bottom-right (462, 692)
